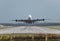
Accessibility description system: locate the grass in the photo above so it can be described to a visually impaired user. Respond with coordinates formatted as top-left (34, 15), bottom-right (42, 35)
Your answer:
top-left (0, 26), bottom-right (15, 29)
top-left (46, 26), bottom-right (60, 30)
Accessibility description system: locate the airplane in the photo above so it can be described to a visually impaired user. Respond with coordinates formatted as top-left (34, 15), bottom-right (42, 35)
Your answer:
top-left (12, 15), bottom-right (47, 24)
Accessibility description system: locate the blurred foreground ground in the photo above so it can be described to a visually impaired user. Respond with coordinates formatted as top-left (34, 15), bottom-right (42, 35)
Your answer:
top-left (0, 25), bottom-right (60, 41)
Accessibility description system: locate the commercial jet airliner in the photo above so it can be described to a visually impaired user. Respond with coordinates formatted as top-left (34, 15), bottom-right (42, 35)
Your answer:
top-left (12, 15), bottom-right (47, 24)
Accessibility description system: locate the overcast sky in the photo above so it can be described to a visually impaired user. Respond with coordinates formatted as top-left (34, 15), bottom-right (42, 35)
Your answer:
top-left (0, 0), bottom-right (60, 23)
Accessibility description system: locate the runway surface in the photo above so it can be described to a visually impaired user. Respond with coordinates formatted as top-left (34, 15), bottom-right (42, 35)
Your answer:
top-left (0, 26), bottom-right (60, 34)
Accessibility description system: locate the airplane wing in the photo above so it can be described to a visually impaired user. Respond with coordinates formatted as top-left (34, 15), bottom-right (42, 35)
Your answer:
top-left (12, 19), bottom-right (45, 22)
top-left (12, 19), bottom-right (27, 22)
top-left (12, 19), bottom-right (47, 23)
top-left (32, 19), bottom-right (45, 21)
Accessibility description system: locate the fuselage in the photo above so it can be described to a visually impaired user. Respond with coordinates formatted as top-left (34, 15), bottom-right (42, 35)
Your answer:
top-left (27, 15), bottom-right (33, 23)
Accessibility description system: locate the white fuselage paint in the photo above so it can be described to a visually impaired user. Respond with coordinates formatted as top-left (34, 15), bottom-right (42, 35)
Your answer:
top-left (28, 14), bottom-right (32, 20)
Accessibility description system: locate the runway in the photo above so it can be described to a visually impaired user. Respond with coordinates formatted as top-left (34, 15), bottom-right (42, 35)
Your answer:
top-left (0, 26), bottom-right (60, 34)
